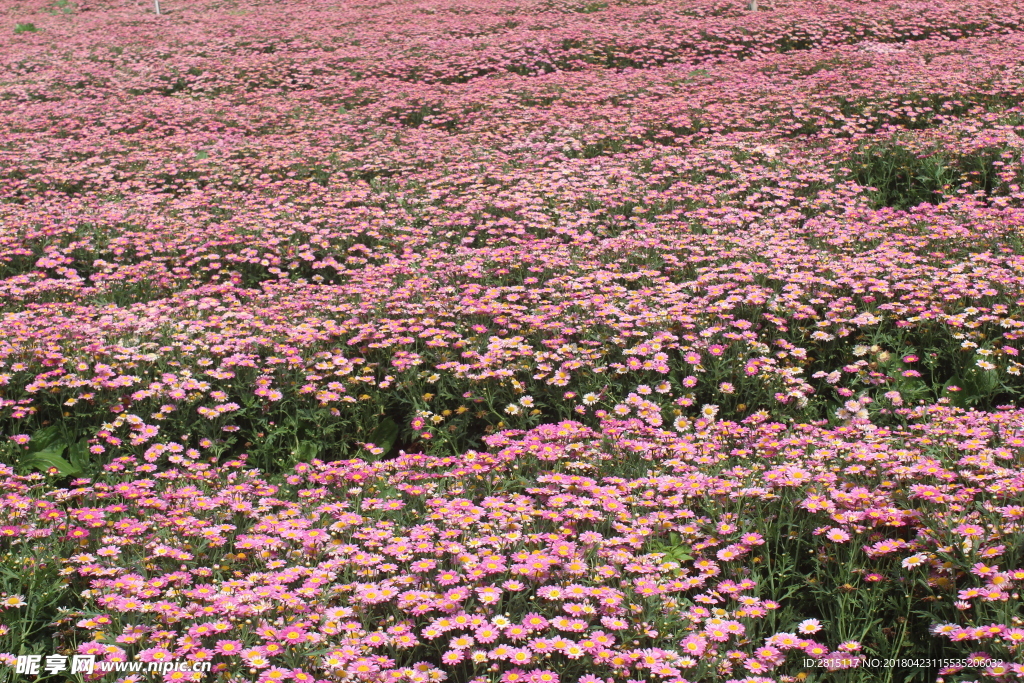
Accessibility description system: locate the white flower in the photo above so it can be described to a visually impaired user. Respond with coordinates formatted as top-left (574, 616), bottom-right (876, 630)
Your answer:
top-left (582, 392), bottom-right (599, 405)
top-left (504, 404), bottom-right (521, 415)
top-left (797, 619), bottom-right (822, 634)
top-left (901, 553), bottom-right (928, 569)
top-left (2, 595), bottom-right (26, 608)
top-left (519, 395), bottom-right (535, 407)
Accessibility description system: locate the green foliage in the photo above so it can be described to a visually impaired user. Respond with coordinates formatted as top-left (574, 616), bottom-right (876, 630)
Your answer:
top-left (366, 416), bottom-right (401, 459)
top-left (848, 137), bottom-right (1014, 210)
top-left (14, 23), bottom-right (39, 33)
top-left (0, 485), bottom-right (84, 675)
top-left (16, 427), bottom-right (91, 481)
top-left (48, 0), bottom-right (75, 15)
top-left (647, 531), bottom-right (694, 566)
top-left (573, 1), bottom-right (608, 12)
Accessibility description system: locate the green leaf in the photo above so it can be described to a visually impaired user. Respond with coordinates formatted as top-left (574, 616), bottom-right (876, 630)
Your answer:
top-left (648, 534), bottom-right (693, 564)
top-left (368, 417), bottom-right (400, 456)
top-left (22, 449), bottom-right (81, 477)
top-left (0, 565), bottom-right (25, 580)
top-left (667, 545), bottom-right (693, 563)
top-left (941, 377), bottom-right (968, 408)
top-left (67, 438), bottom-right (91, 473)
top-left (291, 441), bottom-right (319, 463)
top-left (28, 426), bottom-right (63, 453)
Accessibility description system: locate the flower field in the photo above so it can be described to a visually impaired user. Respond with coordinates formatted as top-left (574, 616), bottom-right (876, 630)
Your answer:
top-left (2, 0), bottom-right (1024, 681)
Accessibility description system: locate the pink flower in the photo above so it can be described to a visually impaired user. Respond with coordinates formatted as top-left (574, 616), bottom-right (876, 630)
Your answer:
top-left (137, 648), bottom-right (172, 663)
top-left (680, 635), bottom-right (707, 657)
top-left (825, 528), bottom-right (850, 543)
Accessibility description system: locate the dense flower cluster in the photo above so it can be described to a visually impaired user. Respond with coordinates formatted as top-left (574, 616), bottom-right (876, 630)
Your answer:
top-left (1, 0), bottom-right (1024, 681)
top-left (3, 408), bottom-right (1024, 682)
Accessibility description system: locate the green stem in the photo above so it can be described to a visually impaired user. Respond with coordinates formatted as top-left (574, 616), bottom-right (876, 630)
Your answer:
top-left (885, 591), bottom-right (914, 683)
